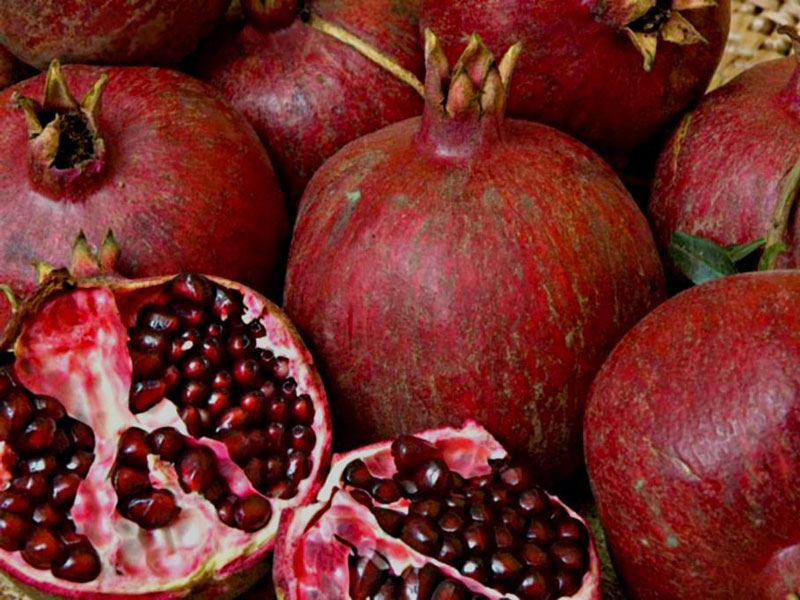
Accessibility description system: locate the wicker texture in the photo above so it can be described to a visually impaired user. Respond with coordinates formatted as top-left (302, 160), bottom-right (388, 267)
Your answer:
top-left (712, 0), bottom-right (800, 88)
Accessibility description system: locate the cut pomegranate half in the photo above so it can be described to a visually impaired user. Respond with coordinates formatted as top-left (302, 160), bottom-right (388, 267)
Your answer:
top-left (0, 272), bottom-right (330, 598)
top-left (274, 422), bottom-right (600, 600)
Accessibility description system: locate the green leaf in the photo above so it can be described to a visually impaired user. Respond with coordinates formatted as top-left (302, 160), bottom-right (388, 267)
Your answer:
top-left (759, 243), bottom-right (789, 272)
top-left (669, 232), bottom-right (737, 285)
top-left (725, 238), bottom-right (765, 263)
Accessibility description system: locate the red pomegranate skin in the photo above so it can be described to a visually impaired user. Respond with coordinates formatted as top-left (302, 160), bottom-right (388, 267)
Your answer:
top-left (419, 0), bottom-right (730, 160)
top-left (0, 66), bottom-right (288, 332)
top-left (0, 0), bottom-right (230, 68)
top-left (649, 56), bottom-right (800, 266)
top-left (192, 0), bottom-right (424, 207)
top-left (585, 272), bottom-right (800, 599)
top-left (284, 52), bottom-right (665, 481)
top-left (0, 46), bottom-right (27, 90)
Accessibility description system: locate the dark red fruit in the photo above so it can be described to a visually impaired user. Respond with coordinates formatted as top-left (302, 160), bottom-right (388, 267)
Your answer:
top-left (126, 490), bottom-right (179, 530)
top-left (177, 448), bottom-right (217, 494)
top-left (0, 511), bottom-right (30, 551)
top-left (233, 495), bottom-right (272, 532)
top-left (52, 545), bottom-right (102, 583)
top-left (118, 428), bottom-right (151, 469)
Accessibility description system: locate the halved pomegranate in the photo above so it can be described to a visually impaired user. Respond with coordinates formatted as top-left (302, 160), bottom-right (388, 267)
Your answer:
top-left (0, 268), bottom-right (330, 598)
top-left (274, 422), bottom-right (600, 600)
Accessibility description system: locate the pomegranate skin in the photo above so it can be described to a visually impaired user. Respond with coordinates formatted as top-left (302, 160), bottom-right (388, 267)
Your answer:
top-left (585, 272), bottom-right (800, 599)
top-left (284, 35), bottom-right (665, 481)
top-left (0, 46), bottom-right (28, 90)
top-left (0, 0), bottom-right (230, 68)
top-left (0, 66), bottom-right (288, 332)
top-left (193, 0), bottom-right (424, 206)
top-left (649, 56), bottom-right (800, 266)
top-left (419, 0), bottom-right (730, 160)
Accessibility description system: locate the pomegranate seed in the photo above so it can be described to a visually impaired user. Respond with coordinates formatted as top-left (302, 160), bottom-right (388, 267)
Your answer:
top-left (21, 455), bottom-right (59, 476)
top-left (265, 422), bottom-right (287, 452)
top-left (22, 526), bottom-right (65, 569)
top-left (240, 390), bottom-right (266, 421)
top-left (500, 507), bottom-right (526, 533)
top-left (59, 531), bottom-right (90, 547)
top-left (65, 451), bottom-right (94, 478)
top-left (51, 429), bottom-right (72, 455)
top-left (263, 456), bottom-right (285, 483)
top-left (51, 473), bottom-right (82, 507)
top-left (549, 540), bottom-right (587, 572)
top-left (212, 286), bottom-right (243, 321)
top-left (370, 478), bottom-right (401, 504)
top-left (343, 459), bottom-right (373, 489)
top-left (177, 447), bottom-right (216, 493)
top-left (272, 357), bottom-right (290, 380)
top-left (410, 499), bottom-right (444, 520)
top-left (33, 503), bottom-right (64, 528)
top-left (549, 504), bottom-right (566, 523)
top-left (266, 397), bottom-right (289, 423)
top-left (394, 476), bottom-right (419, 497)
top-left (33, 396), bottom-right (66, 421)
top-left (0, 371), bottom-right (14, 398)
top-left (173, 303), bottom-right (207, 329)
top-left (212, 371), bottom-right (233, 390)
top-left (491, 550), bottom-right (524, 583)
top-left (0, 511), bottom-right (30, 550)
top-left (206, 322), bottom-right (226, 337)
top-left (138, 306), bottom-right (181, 334)
top-left (461, 556), bottom-right (488, 583)
top-left (0, 491), bottom-right (31, 516)
top-left (349, 555), bottom-right (389, 599)
top-left (247, 429), bottom-right (267, 455)
top-left (463, 522), bottom-right (491, 554)
top-left (374, 579), bottom-right (398, 600)
top-left (169, 331), bottom-right (197, 363)
top-left (445, 494), bottom-right (467, 510)
top-left (285, 450), bottom-right (310, 485)
top-left (249, 320), bottom-right (266, 338)
top-left (148, 427), bottom-right (185, 461)
top-left (216, 495), bottom-right (238, 526)
top-left (500, 465), bottom-right (529, 490)
top-left (558, 517), bottom-right (587, 541)
top-left (181, 381), bottom-right (209, 406)
top-left (17, 418), bottom-right (56, 457)
top-left (227, 332), bottom-right (254, 360)
top-left (489, 486), bottom-right (512, 506)
top-left (126, 489), bottom-right (179, 529)
top-left (526, 519), bottom-right (556, 545)
top-left (391, 435), bottom-right (442, 474)
top-left (220, 431), bottom-right (251, 463)
top-left (171, 274), bottom-right (212, 305)
top-left (200, 337), bottom-right (225, 367)
top-left (290, 425), bottom-right (316, 453)
top-left (130, 329), bottom-right (168, 353)
top-left (521, 543), bottom-right (551, 569)
top-left (182, 356), bottom-right (212, 382)
top-left (118, 428), bottom-right (151, 468)
top-left (280, 378), bottom-right (297, 399)
top-left (233, 494), bottom-right (272, 531)
top-left (11, 474), bottom-right (48, 499)
top-left (233, 359), bottom-right (264, 389)
top-left (1, 391), bottom-right (33, 436)
top-left (290, 395), bottom-right (314, 425)
top-left (414, 459), bottom-right (451, 496)
top-left (555, 571), bottom-right (582, 596)
top-left (216, 407), bottom-right (249, 434)
top-left (494, 525), bottom-right (515, 549)
top-left (400, 516), bottom-right (441, 554)
top-left (438, 511), bottom-right (465, 534)
top-left (52, 544), bottom-right (101, 582)
top-left (113, 466), bottom-right (151, 497)
top-left (469, 502), bottom-right (493, 523)
top-left (438, 535), bottom-right (465, 565)
top-left (204, 478), bottom-right (229, 506)
top-left (517, 569), bottom-right (554, 600)
top-left (243, 458), bottom-right (266, 489)
top-left (179, 406), bottom-right (205, 437)
top-left (350, 490), bottom-right (372, 506)
top-left (257, 349), bottom-right (275, 369)
top-left (69, 420), bottom-right (95, 451)
top-left (130, 379), bottom-right (167, 412)
top-left (431, 580), bottom-right (467, 600)
top-left (373, 508), bottom-right (404, 536)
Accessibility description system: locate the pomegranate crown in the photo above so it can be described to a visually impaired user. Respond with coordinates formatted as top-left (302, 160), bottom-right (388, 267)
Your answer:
top-left (423, 29), bottom-right (521, 122)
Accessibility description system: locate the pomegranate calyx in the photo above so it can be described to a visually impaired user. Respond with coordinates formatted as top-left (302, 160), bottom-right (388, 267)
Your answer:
top-left (242, 0), bottom-right (299, 32)
top-left (761, 155), bottom-right (800, 270)
top-left (12, 60), bottom-right (108, 199)
top-left (69, 229), bottom-right (121, 279)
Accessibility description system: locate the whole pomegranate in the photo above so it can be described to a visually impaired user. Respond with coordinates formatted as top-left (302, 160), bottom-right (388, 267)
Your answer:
top-left (275, 421), bottom-right (601, 600)
top-left (0, 268), bottom-right (331, 598)
top-left (192, 0), bottom-right (424, 206)
top-left (585, 272), bottom-right (800, 599)
top-left (284, 32), bottom-right (665, 481)
top-left (0, 0), bottom-right (230, 68)
top-left (0, 62), bottom-right (288, 333)
top-left (419, 0), bottom-right (730, 163)
top-left (649, 28), bottom-right (800, 269)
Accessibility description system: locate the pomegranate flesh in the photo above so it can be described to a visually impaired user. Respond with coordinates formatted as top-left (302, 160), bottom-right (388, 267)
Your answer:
top-left (192, 0), bottom-right (424, 206)
top-left (0, 62), bottom-right (288, 333)
top-left (284, 31), bottom-right (665, 480)
top-left (649, 28), bottom-right (800, 270)
top-left (0, 0), bottom-right (230, 68)
top-left (585, 272), bottom-right (800, 599)
top-left (275, 421), bottom-right (601, 600)
top-left (419, 0), bottom-right (730, 163)
top-left (0, 271), bottom-right (330, 598)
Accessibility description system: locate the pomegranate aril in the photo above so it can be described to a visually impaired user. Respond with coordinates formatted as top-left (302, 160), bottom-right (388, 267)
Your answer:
top-left (12, 474), bottom-right (48, 499)
top-left (0, 371), bottom-right (13, 398)
top-left (148, 427), bottom-right (185, 461)
top-left (51, 429), bottom-right (72, 455)
top-left (469, 502), bottom-right (493, 523)
top-left (205, 478), bottom-right (229, 506)
top-left (59, 531), bottom-right (89, 547)
top-left (401, 515), bottom-right (441, 554)
top-left (52, 543), bottom-right (101, 582)
top-left (266, 397), bottom-right (289, 423)
top-left (415, 459), bottom-right (451, 496)
top-left (170, 332), bottom-right (197, 362)
top-left (200, 337), bottom-right (225, 367)
top-left (438, 534), bottom-right (464, 565)
top-left (431, 580), bottom-right (468, 600)
top-left (51, 473), bottom-right (81, 507)
top-left (374, 578), bottom-right (398, 600)
top-left (399, 564), bottom-right (440, 599)
top-left (549, 540), bottom-right (587, 572)
top-left (438, 510), bottom-right (465, 534)
top-left (373, 507), bottom-right (404, 536)
top-left (392, 435), bottom-right (442, 474)
top-left (267, 481), bottom-right (295, 499)
top-left (206, 322), bottom-right (226, 337)
top-left (461, 556), bottom-right (488, 584)
top-left (494, 525), bottom-right (516, 550)
top-left (22, 456), bottom-right (59, 476)
top-left (490, 551), bottom-right (523, 583)
top-left (240, 390), bottom-right (266, 422)
top-left (177, 447), bottom-right (216, 493)
top-left (370, 478), bottom-right (402, 504)
top-left (139, 306), bottom-right (181, 334)
top-left (463, 522), bottom-right (491, 554)
top-left (1, 391), bottom-right (33, 436)
top-left (113, 466), bottom-right (150, 497)
top-left (173, 303), bottom-right (207, 329)
top-left (500, 507), bottom-right (526, 533)
top-left (248, 320), bottom-right (266, 338)
top-left (217, 495), bottom-right (238, 526)
top-left (64, 451), bottom-right (94, 478)
top-left (558, 517), bottom-right (587, 541)
top-left (212, 286), bottom-right (243, 321)
top-left (33, 396), bottom-right (66, 421)
top-left (521, 543), bottom-right (551, 569)
top-left (517, 570), bottom-right (554, 600)
top-left (395, 476), bottom-right (419, 497)
top-left (22, 526), bottom-right (65, 569)
top-left (126, 489), bottom-right (179, 529)
top-left (555, 571), bottom-right (582, 596)
top-left (130, 379), bottom-right (166, 412)
top-left (349, 554), bottom-right (389, 600)
top-left (489, 486), bottom-right (512, 506)
top-left (446, 494), bottom-right (467, 510)
top-left (289, 424), bottom-right (316, 454)
top-left (33, 503), bottom-right (64, 527)
top-left (243, 458), bottom-right (266, 489)
top-left (0, 491), bottom-right (31, 516)
top-left (526, 518), bottom-right (556, 545)
top-left (259, 380), bottom-right (277, 401)
top-left (499, 465), bottom-right (529, 490)
top-left (118, 428), bottom-right (151, 468)
top-left (216, 407), bottom-right (249, 434)
top-left (548, 505), bottom-right (566, 523)
top-left (181, 381), bottom-right (209, 406)
top-left (212, 370), bottom-right (233, 390)
top-left (180, 406), bottom-right (206, 436)
top-left (0, 511), bottom-right (30, 550)
top-left (69, 420), bottom-right (95, 451)
top-left (234, 360), bottom-right (264, 389)
top-left (342, 460), bottom-right (373, 489)
top-left (233, 494), bottom-right (272, 531)
top-left (221, 431), bottom-right (251, 463)
top-left (285, 449), bottom-right (310, 485)
top-left (130, 329), bottom-right (168, 353)
top-left (265, 422), bottom-right (287, 451)
top-left (182, 356), bottom-right (212, 382)
top-left (410, 498), bottom-right (444, 520)
top-left (227, 332), bottom-right (254, 359)
top-left (172, 274), bottom-right (212, 306)
top-left (272, 356), bottom-right (290, 380)
top-left (280, 377), bottom-right (297, 399)
top-left (291, 394), bottom-right (314, 425)
top-left (263, 455), bottom-right (285, 483)
top-left (18, 416), bottom-right (57, 454)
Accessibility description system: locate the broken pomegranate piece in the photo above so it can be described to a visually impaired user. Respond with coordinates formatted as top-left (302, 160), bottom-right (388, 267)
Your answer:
top-left (0, 273), bottom-right (330, 597)
top-left (275, 422), bottom-right (600, 600)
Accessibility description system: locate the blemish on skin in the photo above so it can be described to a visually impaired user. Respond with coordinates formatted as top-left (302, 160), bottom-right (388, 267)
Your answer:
top-left (640, 538), bottom-right (651, 547)
top-left (634, 478), bottom-right (646, 492)
top-left (666, 535), bottom-right (679, 548)
top-left (346, 190), bottom-right (361, 203)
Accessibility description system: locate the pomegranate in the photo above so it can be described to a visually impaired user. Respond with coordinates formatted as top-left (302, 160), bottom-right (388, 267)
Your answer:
top-left (419, 0), bottom-right (730, 164)
top-left (0, 0), bottom-right (230, 68)
top-left (283, 31), bottom-right (665, 480)
top-left (0, 61), bottom-right (288, 333)
top-left (0, 46), bottom-right (29, 90)
top-left (192, 0), bottom-right (424, 206)
top-left (584, 271), bottom-right (800, 599)
top-left (649, 27), bottom-right (800, 270)
top-left (0, 264), bottom-right (331, 598)
top-left (275, 421), bottom-right (601, 600)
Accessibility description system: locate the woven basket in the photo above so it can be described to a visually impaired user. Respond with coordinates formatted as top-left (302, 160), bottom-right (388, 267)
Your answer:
top-left (711, 0), bottom-right (800, 89)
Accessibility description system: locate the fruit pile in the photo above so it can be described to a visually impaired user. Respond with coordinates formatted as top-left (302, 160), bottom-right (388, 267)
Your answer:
top-left (0, 1), bottom-right (796, 599)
